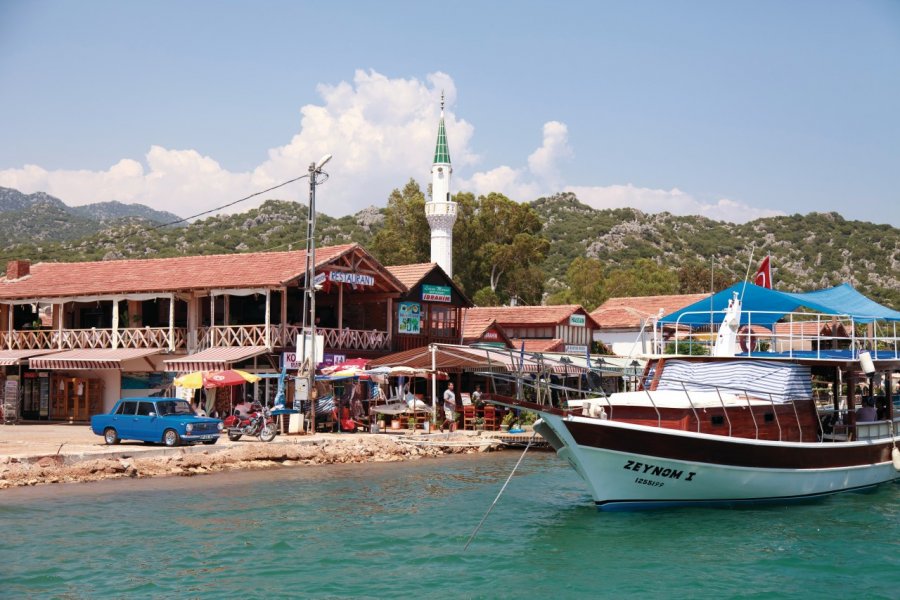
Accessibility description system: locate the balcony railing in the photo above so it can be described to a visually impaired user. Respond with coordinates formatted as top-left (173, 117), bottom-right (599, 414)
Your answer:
top-left (2, 324), bottom-right (392, 353)
top-left (196, 325), bottom-right (391, 352)
top-left (1, 327), bottom-right (187, 351)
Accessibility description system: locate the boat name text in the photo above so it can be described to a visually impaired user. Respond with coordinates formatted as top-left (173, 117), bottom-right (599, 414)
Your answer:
top-left (623, 460), bottom-right (696, 482)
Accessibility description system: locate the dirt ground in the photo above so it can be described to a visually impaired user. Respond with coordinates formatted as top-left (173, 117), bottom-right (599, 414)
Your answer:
top-left (0, 423), bottom-right (503, 489)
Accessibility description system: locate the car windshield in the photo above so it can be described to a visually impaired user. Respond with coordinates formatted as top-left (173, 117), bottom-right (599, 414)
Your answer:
top-left (156, 400), bottom-right (194, 416)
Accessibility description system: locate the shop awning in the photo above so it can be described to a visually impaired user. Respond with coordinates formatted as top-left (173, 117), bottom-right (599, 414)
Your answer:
top-left (163, 346), bottom-right (269, 372)
top-left (369, 344), bottom-right (586, 374)
top-left (0, 349), bottom-right (61, 367)
top-left (29, 348), bottom-right (162, 370)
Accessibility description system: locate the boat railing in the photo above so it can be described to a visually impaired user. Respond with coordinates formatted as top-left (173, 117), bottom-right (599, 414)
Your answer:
top-left (678, 381), bottom-right (701, 433)
top-left (657, 310), bottom-right (900, 360)
top-left (715, 387), bottom-right (733, 437)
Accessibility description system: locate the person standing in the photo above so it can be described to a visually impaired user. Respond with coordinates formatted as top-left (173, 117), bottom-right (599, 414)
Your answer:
top-left (442, 383), bottom-right (456, 432)
top-left (471, 384), bottom-right (483, 408)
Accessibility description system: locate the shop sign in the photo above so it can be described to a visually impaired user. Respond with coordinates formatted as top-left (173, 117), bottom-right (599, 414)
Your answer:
top-left (565, 344), bottom-right (589, 355)
top-left (569, 314), bottom-right (586, 327)
top-left (483, 330), bottom-right (499, 340)
top-left (313, 272), bottom-right (327, 287)
top-left (422, 284), bottom-right (452, 302)
top-left (398, 302), bottom-right (421, 335)
top-left (328, 271), bottom-right (374, 286)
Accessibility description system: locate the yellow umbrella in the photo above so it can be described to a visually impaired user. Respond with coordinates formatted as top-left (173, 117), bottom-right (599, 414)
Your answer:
top-left (174, 369), bottom-right (261, 389)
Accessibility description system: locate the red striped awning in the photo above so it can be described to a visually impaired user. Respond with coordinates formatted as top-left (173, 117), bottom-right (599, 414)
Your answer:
top-left (29, 348), bottom-right (162, 370)
top-left (0, 349), bottom-right (61, 367)
top-left (163, 346), bottom-right (269, 372)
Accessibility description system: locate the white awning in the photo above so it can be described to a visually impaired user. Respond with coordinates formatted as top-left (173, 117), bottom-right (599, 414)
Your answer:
top-left (163, 346), bottom-right (269, 372)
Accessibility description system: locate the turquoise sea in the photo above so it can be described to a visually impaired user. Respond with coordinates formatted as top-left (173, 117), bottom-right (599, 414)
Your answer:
top-left (1, 452), bottom-right (898, 599)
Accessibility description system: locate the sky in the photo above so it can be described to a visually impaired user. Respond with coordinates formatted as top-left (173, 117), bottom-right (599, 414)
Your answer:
top-left (1, 0), bottom-right (898, 226)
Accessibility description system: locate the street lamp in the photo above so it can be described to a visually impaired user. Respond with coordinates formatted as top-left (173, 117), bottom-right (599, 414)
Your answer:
top-left (625, 360), bottom-right (641, 392)
top-left (300, 154), bottom-right (332, 432)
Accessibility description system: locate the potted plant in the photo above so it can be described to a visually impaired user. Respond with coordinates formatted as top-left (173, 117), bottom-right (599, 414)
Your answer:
top-left (501, 411), bottom-right (517, 432)
top-left (474, 416), bottom-right (485, 431)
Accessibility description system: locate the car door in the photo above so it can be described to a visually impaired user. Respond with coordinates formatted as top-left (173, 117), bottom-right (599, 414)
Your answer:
top-left (133, 401), bottom-right (160, 442)
top-left (114, 401), bottom-right (138, 438)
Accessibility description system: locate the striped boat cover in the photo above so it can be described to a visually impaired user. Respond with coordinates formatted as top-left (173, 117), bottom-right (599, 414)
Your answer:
top-left (656, 359), bottom-right (812, 402)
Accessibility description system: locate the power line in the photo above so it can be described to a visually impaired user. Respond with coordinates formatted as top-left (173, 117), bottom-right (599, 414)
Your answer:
top-left (74, 174), bottom-right (310, 248)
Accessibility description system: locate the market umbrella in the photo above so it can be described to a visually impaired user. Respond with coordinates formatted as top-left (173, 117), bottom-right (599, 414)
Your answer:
top-left (174, 369), bottom-right (261, 389)
top-left (321, 358), bottom-right (370, 375)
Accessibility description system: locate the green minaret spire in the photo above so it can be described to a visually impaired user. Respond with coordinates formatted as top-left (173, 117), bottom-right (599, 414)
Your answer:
top-left (433, 92), bottom-right (451, 164)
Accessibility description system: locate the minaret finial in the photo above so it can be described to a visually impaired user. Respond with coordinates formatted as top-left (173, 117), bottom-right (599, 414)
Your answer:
top-left (440, 90), bottom-right (444, 112)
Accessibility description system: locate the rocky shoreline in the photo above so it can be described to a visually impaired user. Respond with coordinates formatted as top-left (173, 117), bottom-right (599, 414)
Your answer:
top-left (0, 435), bottom-right (499, 489)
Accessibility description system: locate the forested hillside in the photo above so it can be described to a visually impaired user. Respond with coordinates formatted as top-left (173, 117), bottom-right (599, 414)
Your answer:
top-left (1, 185), bottom-right (897, 309)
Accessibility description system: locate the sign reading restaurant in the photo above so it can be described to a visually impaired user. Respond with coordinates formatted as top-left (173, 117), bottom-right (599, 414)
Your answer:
top-left (327, 271), bottom-right (374, 286)
top-left (422, 284), bottom-right (452, 302)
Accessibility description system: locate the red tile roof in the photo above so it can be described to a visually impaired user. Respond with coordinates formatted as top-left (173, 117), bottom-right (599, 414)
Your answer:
top-left (591, 293), bottom-right (709, 329)
top-left (386, 263), bottom-right (437, 289)
top-left (465, 305), bottom-right (597, 327)
top-left (510, 338), bottom-right (565, 352)
top-left (0, 244), bottom-right (365, 299)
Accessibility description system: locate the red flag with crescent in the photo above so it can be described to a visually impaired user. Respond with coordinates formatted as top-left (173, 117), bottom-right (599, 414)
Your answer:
top-left (754, 255), bottom-right (772, 289)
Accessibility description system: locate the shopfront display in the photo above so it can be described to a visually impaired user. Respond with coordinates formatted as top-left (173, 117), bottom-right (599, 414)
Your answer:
top-left (49, 375), bottom-right (103, 421)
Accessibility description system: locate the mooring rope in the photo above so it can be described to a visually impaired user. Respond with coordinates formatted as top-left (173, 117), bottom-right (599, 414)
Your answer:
top-left (464, 433), bottom-right (536, 551)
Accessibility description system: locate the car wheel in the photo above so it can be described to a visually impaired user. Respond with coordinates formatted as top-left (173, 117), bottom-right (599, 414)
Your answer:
top-left (103, 427), bottom-right (120, 445)
top-left (227, 432), bottom-right (242, 442)
top-left (259, 424), bottom-right (277, 442)
top-left (163, 429), bottom-right (180, 447)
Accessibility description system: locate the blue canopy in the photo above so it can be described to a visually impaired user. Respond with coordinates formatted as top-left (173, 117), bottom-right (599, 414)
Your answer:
top-left (659, 282), bottom-right (900, 327)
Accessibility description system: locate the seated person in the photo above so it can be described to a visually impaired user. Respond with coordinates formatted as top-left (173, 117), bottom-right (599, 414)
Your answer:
top-left (856, 396), bottom-right (878, 422)
top-left (234, 396), bottom-right (254, 417)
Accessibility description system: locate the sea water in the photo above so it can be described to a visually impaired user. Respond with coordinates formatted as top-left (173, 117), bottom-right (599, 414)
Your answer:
top-left (0, 452), bottom-right (898, 599)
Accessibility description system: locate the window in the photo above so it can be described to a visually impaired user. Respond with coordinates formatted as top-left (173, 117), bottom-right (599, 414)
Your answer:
top-left (136, 402), bottom-right (155, 416)
top-left (116, 401), bottom-right (137, 415)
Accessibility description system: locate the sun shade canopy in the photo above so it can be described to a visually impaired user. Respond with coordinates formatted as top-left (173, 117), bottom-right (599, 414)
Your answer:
top-left (659, 282), bottom-right (900, 327)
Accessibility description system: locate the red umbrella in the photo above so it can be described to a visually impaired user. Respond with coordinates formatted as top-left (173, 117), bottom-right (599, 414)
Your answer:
top-left (321, 358), bottom-right (370, 375)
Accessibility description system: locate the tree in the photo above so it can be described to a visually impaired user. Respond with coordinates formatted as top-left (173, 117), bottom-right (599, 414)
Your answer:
top-left (547, 257), bottom-right (605, 310)
top-left (370, 179), bottom-right (431, 266)
top-left (677, 260), bottom-right (730, 294)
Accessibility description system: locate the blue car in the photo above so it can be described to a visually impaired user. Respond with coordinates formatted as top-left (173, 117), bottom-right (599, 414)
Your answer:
top-left (91, 398), bottom-right (223, 447)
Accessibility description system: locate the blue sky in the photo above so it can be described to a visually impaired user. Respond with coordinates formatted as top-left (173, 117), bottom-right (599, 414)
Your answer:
top-left (1, 0), bottom-right (898, 225)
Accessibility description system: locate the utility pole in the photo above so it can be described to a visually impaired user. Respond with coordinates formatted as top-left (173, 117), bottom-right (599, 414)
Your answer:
top-left (300, 154), bottom-right (332, 432)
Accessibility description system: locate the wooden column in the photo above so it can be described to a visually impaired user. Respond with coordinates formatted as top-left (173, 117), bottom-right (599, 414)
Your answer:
top-left (338, 283), bottom-right (344, 329)
top-left (112, 299), bottom-right (120, 349)
top-left (168, 294), bottom-right (175, 351)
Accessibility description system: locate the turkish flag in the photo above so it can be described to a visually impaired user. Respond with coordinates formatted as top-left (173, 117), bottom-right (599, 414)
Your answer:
top-left (754, 255), bottom-right (772, 289)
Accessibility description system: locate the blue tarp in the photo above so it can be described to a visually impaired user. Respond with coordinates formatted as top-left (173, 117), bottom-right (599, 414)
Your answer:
top-left (660, 282), bottom-right (900, 327)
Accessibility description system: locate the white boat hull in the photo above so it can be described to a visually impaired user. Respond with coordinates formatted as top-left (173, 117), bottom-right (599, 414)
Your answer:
top-left (536, 413), bottom-right (900, 511)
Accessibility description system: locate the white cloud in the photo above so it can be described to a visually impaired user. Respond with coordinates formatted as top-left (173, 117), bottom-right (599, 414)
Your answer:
top-left (0, 68), bottom-right (780, 225)
top-left (457, 120), bottom-right (574, 201)
top-left (0, 70), bottom-right (477, 217)
top-left (565, 184), bottom-right (784, 223)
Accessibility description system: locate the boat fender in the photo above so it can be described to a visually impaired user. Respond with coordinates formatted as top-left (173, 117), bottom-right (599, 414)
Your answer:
top-left (892, 447), bottom-right (900, 472)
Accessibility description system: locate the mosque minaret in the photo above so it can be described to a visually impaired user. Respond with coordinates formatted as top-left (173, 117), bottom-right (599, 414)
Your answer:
top-left (424, 93), bottom-right (458, 277)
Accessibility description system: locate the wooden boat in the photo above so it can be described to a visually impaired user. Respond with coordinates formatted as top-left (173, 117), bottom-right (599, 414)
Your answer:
top-left (485, 285), bottom-right (900, 510)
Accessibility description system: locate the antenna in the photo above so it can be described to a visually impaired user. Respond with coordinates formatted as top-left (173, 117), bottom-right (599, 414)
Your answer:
top-left (739, 244), bottom-right (756, 302)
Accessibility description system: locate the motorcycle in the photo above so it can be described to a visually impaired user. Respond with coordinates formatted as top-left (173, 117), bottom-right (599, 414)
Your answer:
top-left (223, 403), bottom-right (278, 442)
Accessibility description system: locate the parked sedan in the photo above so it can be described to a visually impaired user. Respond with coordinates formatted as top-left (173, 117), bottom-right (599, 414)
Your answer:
top-left (91, 398), bottom-right (223, 447)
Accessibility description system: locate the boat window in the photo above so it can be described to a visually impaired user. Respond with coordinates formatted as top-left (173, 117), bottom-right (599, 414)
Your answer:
top-left (764, 412), bottom-right (775, 423)
top-left (711, 415), bottom-right (725, 426)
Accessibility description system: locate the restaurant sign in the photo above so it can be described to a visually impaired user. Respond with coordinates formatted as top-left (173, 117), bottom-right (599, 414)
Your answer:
top-left (328, 271), bottom-right (375, 286)
top-left (569, 314), bottom-right (586, 327)
top-left (398, 302), bottom-right (421, 335)
top-left (422, 284), bottom-right (452, 302)
top-left (565, 344), bottom-right (589, 355)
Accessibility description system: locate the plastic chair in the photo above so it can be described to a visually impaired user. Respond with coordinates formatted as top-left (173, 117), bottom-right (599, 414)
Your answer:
top-left (483, 406), bottom-right (497, 431)
top-left (462, 405), bottom-right (476, 430)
